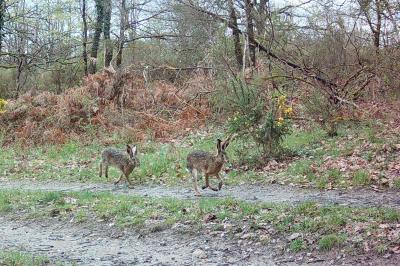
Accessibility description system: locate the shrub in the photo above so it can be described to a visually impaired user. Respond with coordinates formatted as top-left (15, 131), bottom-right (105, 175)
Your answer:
top-left (303, 90), bottom-right (344, 137)
top-left (0, 99), bottom-right (7, 113)
top-left (227, 79), bottom-right (293, 158)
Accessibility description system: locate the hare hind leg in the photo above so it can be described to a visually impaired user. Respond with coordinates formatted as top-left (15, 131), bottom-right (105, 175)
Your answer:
top-left (192, 169), bottom-right (201, 196)
top-left (203, 173), bottom-right (218, 191)
top-left (125, 174), bottom-right (134, 189)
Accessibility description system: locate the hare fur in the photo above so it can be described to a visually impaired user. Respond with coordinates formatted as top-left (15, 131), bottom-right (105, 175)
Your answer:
top-left (187, 137), bottom-right (231, 196)
top-left (99, 144), bottom-right (139, 188)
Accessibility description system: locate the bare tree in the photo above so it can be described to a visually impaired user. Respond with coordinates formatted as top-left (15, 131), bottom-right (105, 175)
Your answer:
top-left (244, 0), bottom-right (256, 67)
top-left (358, 0), bottom-right (383, 51)
top-left (116, 0), bottom-right (128, 67)
top-left (0, 0), bottom-right (4, 53)
top-left (228, 0), bottom-right (243, 69)
top-left (103, 0), bottom-right (113, 67)
top-left (81, 0), bottom-right (88, 75)
top-left (89, 0), bottom-right (104, 74)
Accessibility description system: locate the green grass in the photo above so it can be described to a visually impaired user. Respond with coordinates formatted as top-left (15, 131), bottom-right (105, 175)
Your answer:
top-left (318, 234), bottom-right (346, 251)
top-left (352, 170), bottom-right (370, 186)
top-left (1, 122), bottom-right (397, 191)
top-left (283, 128), bottom-right (326, 156)
top-left (289, 239), bottom-right (306, 252)
top-left (0, 127), bottom-right (280, 186)
top-left (376, 244), bottom-right (387, 255)
top-left (288, 160), bottom-right (313, 177)
top-left (393, 179), bottom-right (400, 189)
top-left (0, 250), bottom-right (50, 266)
top-left (0, 135), bottom-right (217, 185)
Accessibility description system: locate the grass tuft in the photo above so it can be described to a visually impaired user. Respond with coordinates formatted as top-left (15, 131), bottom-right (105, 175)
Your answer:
top-left (318, 234), bottom-right (345, 251)
top-left (352, 170), bottom-right (370, 186)
top-left (289, 239), bottom-right (306, 252)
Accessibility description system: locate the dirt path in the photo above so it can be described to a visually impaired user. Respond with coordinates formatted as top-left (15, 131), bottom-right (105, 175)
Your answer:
top-left (1, 216), bottom-right (397, 266)
top-left (0, 216), bottom-right (275, 266)
top-left (1, 179), bottom-right (399, 209)
top-left (1, 179), bottom-right (400, 265)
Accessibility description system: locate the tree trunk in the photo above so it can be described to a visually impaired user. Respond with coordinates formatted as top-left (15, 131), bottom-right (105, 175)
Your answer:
top-left (244, 0), bottom-right (256, 67)
top-left (15, 56), bottom-right (27, 98)
top-left (373, 0), bottom-right (382, 51)
top-left (103, 0), bottom-right (113, 67)
top-left (359, 0), bottom-right (382, 53)
top-left (89, 0), bottom-right (104, 74)
top-left (255, 0), bottom-right (268, 35)
top-left (81, 0), bottom-right (88, 75)
top-left (0, 0), bottom-right (4, 53)
top-left (228, 0), bottom-right (243, 69)
top-left (116, 0), bottom-right (127, 67)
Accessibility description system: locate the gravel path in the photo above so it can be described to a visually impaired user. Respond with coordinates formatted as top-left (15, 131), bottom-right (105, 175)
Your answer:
top-left (1, 179), bottom-right (399, 209)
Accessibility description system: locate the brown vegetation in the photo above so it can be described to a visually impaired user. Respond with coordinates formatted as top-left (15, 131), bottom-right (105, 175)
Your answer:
top-left (0, 70), bottom-right (212, 145)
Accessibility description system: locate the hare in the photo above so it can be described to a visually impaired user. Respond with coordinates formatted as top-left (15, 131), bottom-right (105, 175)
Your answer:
top-left (187, 136), bottom-right (232, 196)
top-left (99, 144), bottom-right (139, 188)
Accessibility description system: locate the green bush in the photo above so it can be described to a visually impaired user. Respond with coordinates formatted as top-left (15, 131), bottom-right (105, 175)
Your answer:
top-left (227, 79), bottom-right (293, 158)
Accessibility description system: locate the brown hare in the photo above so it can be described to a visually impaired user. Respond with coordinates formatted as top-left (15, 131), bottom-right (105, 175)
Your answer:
top-left (99, 144), bottom-right (139, 188)
top-left (187, 135), bottom-right (233, 196)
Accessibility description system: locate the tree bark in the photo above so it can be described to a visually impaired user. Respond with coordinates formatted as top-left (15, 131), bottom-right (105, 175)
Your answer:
top-left (89, 0), bottom-right (104, 74)
top-left (81, 0), bottom-right (88, 75)
top-left (0, 0), bottom-right (4, 53)
top-left (373, 0), bottom-right (382, 51)
top-left (359, 0), bottom-right (382, 52)
top-left (117, 0), bottom-right (127, 67)
top-left (228, 0), bottom-right (243, 69)
top-left (244, 0), bottom-right (256, 67)
top-left (103, 0), bottom-right (113, 67)
top-left (255, 0), bottom-right (268, 35)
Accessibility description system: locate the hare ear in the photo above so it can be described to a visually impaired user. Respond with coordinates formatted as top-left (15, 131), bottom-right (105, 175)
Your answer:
top-left (222, 133), bottom-right (235, 150)
top-left (222, 140), bottom-right (230, 150)
top-left (126, 144), bottom-right (131, 154)
top-left (131, 145), bottom-right (137, 156)
top-left (217, 139), bottom-right (222, 152)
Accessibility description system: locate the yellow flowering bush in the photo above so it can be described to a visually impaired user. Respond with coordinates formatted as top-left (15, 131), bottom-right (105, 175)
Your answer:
top-left (227, 79), bottom-right (293, 157)
top-left (0, 98), bottom-right (7, 113)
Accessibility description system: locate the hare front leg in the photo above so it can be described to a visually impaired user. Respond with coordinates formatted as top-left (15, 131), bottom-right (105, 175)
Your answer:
top-left (114, 174), bottom-right (123, 185)
top-left (125, 174), bottom-right (135, 189)
top-left (202, 173), bottom-right (209, 189)
top-left (216, 173), bottom-right (223, 191)
top-left (192, 169), bottom-right (201, 197)
top-left (204, 173), bottom-right (218, 191)
top-left (99, 162), bottom-right (103, 177)
top-left (104, 165), bottom-right (109, 178)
